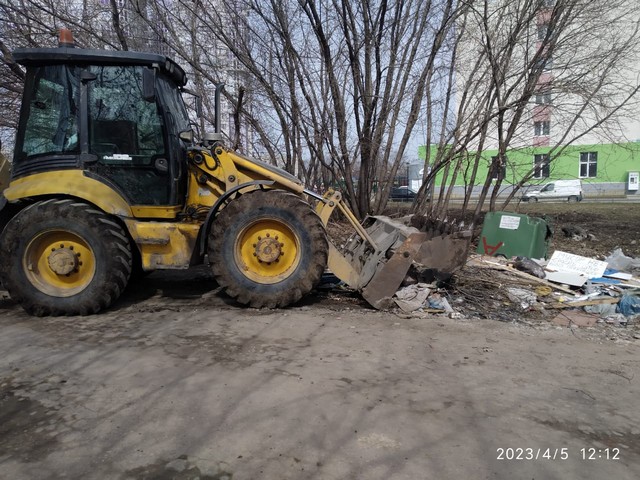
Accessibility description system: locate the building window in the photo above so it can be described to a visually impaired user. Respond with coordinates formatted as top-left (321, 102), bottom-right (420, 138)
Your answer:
top-left (533, 154), bottom-right (550, 178)
top-left (579, 152), bottom-right (597, 178)
top-left (537, 24), bottom-right (549, 41)
top-left (491, 155), bottom-right (507, 180)
top-left (534, 121), bottom-right (550, 136)
top-left (535, 92), bottom-right (552, 105)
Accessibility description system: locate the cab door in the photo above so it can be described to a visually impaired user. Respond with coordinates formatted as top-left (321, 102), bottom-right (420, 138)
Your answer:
top-left (86, 65), bottom-right (173, 206)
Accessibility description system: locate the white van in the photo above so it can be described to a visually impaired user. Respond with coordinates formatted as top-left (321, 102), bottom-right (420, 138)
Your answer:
top-left (522, 179), bottom-right (583, 203)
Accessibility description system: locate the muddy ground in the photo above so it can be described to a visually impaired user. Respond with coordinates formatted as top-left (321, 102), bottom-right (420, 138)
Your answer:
top-left (1, 202), bottom-right (639, 479)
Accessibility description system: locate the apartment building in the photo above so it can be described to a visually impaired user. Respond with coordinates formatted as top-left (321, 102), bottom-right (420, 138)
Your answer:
top-left (420, 0), bottom-right (640, 198)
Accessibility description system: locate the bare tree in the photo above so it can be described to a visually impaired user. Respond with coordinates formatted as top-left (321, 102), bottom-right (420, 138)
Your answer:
top-left (413, 0), bottom-right (640, 228)
top-left (1, 0), bottom-right (638, 226)
top-left (0, 0), bottom-right (141, 149)
top-left (145, 0), bottom-right (465, 218)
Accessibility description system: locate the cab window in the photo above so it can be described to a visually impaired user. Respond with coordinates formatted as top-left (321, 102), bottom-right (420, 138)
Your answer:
top-left (21, 65), bottom-right (79, 158)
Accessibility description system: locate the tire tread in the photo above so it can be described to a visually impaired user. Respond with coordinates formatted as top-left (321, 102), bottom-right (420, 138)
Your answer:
top-left (208, 190), bottom-right (328, 308)
top-left (0, 199), bottom-right (132, 316)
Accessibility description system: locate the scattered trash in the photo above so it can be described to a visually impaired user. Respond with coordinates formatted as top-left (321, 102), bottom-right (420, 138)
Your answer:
top-left (584, 301), bottom-right (618, 317)
top-left (535, 286), bottom-right (553, 297)
top-left (394, 283), bottom-right (432, 312)
top-left (391, 282), bottom-right (458, 315)
top-left (544, 250), bottom-right (610, 287)
top-left (458, 246), bottom-right (640, 330)
top-left (513, 257), bottom-right (546, 278)
top-left (550, 296), bottom-right (618, 309)
top-left (561, 224), bottom-right (587, 241)
top-left (605, 248), bottom-right (640, 275)
top-left (506, 287), bottom-right (538, 310)
top-left (545, 270), bottom-right (588, 287)
top-left (617, 294), bottom-right (640, 317)
top-left (387, 216), bottom-right (640, 335)
top-left (546, 250), bottom-right (608, 279)
top-left (467, 255), bottom-right (575, 294)
top-left (589, 276), bottom-right (622, 285)
top-left (602, 313), bottom-right (628, 326)
top-left (428, 293), bottom-right (454, 313)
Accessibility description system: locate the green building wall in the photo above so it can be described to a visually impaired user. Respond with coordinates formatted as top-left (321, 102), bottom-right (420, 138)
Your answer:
top-left (418, 142), bottom-right (640, 197)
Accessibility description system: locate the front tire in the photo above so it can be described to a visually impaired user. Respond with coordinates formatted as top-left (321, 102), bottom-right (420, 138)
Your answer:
top-left (208, 190), bottom-right (328, 308)
top-left (0, 199), bottom-right (132, 316)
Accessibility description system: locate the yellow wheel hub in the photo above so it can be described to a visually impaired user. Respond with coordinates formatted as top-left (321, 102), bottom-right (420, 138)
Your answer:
top-left (23, 230), bottom-right (96, 297)
top-left (235, 219), bottom-right (300, 284)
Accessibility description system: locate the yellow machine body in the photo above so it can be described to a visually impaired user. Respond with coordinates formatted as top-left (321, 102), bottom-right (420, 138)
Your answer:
top-left (3, 146), bottom-right (312, 273)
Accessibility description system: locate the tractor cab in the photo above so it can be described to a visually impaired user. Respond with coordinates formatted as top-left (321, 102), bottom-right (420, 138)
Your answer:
top-left (12, 31), bottom-right (191, 208)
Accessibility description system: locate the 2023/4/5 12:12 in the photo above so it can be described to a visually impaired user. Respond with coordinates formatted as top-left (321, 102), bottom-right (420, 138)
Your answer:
top-left (496, 447), bottom-right (621, 460)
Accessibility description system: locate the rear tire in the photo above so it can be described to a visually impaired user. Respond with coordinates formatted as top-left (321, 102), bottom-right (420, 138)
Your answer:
top-left (568, 195), bottom-right (579, 203)
top-left (208, 190), bottom-right (328, 308)
top-left (0, 199), bottom-right (132, 316)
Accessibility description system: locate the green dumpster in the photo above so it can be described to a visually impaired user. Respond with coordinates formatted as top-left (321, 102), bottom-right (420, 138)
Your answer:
top-left (477, 212), bottom-right (550, 259)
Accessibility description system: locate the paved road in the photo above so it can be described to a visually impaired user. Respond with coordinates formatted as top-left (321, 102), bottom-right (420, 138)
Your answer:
top-left (1, 275), bottom-right (639, 479)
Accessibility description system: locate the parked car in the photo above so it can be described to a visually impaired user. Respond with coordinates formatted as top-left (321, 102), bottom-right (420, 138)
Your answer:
top-left (521, 179), bottom-right (583, 203)
top-left (390, 186), bottom-right (418, 202)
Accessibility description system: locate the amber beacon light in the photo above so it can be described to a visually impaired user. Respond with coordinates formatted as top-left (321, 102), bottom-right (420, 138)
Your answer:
top-left (58, 28), bottom-right (75, 48)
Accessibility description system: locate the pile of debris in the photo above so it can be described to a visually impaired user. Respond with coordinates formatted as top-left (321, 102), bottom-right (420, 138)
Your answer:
top-left (393, 247), bottom-right (640, 330)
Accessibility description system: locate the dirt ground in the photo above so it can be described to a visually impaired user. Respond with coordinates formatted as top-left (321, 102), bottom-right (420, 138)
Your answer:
top-left (515, 201), bottom-right (640, 259)
top-left (1, 202), bottom-right (639, 479)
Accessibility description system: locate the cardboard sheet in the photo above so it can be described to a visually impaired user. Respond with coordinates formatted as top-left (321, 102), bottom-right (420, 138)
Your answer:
top-left (546, 251), bottom-right (607, 279)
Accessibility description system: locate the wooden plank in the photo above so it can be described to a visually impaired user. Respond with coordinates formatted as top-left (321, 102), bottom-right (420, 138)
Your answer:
top-left (548, 297), bottom-right (619, 309)
top-left (468, 256), bottom-right (577, 295)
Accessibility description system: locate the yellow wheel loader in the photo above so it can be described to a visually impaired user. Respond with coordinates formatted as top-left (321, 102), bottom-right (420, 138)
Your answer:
top-left (0, 31), bottom-right (463, 316)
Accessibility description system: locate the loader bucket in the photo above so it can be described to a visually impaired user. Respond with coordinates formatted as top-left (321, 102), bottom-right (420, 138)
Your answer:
top-left (314, 190), bottom-right (470, 309)
top-left (336, 216), bottom-right (470, 309)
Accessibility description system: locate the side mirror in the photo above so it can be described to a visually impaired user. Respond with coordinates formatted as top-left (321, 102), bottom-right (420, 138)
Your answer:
top-left (179, 129), bottom-right (194, 143)
top-left (142, 68), bottom-right (156, 102)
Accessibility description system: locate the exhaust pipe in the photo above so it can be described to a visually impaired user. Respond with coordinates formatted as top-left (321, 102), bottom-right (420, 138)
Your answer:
top-left (203, 83), bottom-right (226, 146)
top-left (214, 83), bottom-right (225, 134)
